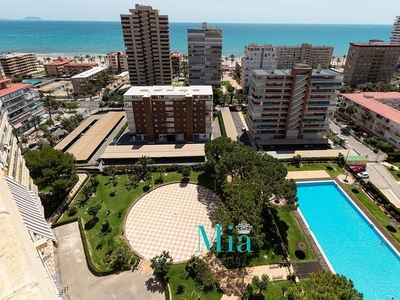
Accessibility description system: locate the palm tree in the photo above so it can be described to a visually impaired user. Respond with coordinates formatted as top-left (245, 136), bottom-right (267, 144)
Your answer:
top-left (43, 93), bottom-right (59, 120)
top-left (224, 56), bottom-right (229, 65)
top-left (229, 54), bottom-right (235, 66)
top-left (81, 184), bottom-right (94, 201)
top-left (137, 155), bottom-right (154, 175)
top-left (336, 57), bottom-right (340, 67)
top-left (345, 105), bottom-right (358, 119)
top-left (45, 56), bottom-right (51, 64)
top-left (85, 54), bottom-right (91, 63)
top-left (63, 88), bottom-right (73, 101)
top-left (30, 115), bottom-right (42, 137)
top-left (11, 127), bottom-right (20, 144)
top-left (361, 111), bottom-right (373, 127)
top-left (78, 56), bottom-right (84, 63)
top-left (20, 135), bottom-right (29, 148)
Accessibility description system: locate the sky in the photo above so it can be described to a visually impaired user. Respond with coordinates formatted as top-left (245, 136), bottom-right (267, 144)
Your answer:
top-left (1, 0), bottom-right (400, 24)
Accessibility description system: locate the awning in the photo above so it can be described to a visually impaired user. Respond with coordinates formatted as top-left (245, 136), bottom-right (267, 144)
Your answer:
top-left (5, 176), bottom-right (57, 243)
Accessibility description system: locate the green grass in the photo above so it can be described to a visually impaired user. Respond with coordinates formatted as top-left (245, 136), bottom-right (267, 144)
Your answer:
top-left (57, 171), bottom-right (200, 269)
top-left (286, 163), bottom-right (344, 177)
top-left (344, 184), bottom-right (400, 245)
top-left (168, 264), bottom-right (223, 300)
top-left (247, 279), bottom-right (312, 300)
top-left (275, 208), bottom-right (317, 263)
top-left (384, 165), bottom-right (400, 181)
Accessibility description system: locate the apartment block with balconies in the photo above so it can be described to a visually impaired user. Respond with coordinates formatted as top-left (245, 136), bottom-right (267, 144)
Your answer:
top-left (343, 40), bottom-right (400, 86)
top-left (107, 52), bottom-right (129, 74)
top-left (188, 22), bottom-right (222, 86)
top-left (71, 66), bottom-right (107, 95)
top-left (44, 58), bottom-right (75, 77)
top-left (247, 64), bottom-right (341, 148)
top-left (241, 43), bottom-right (333, 92)
top-left (123, 85), bottom-right (213, 143)
top-left (120, 5), bottom-right (172, 86)
top-left (0, 53), bottom-right (38, 77)
top-left (0, 79), bottom-right (44, 133)
top-left (340, 92), bottom-right (400, 149)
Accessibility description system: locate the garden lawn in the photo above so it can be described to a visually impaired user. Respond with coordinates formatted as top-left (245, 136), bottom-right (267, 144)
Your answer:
top-left (248, 279), bottom-right (312, 300)
top-left (275, 208), bottom-right (317, 263)
top-left (168, 264), bottom-right (223, 300)
top-left (57, 171), bottom-right (200, 270)
top-left (344, 184), bottom-right (400, 246)
top-left (384, 165), bottom-right (400, 181)
top-left (286, 163), bottom-right (344, 177)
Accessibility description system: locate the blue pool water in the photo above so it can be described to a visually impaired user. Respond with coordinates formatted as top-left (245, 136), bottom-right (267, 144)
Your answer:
top-left (297, 181), bottom-right (400, 299)
top-left (23, 79), bottom-right (43, 84)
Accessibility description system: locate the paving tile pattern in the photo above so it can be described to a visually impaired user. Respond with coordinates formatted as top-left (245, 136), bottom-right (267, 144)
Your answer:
top-left (125, 183), bottom-right (219, 263)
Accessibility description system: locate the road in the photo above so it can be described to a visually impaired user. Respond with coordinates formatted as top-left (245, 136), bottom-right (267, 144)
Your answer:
top-left (54, 222), bottom-right (164, 300)
top-left (330, 122), bottom-right (400, 208)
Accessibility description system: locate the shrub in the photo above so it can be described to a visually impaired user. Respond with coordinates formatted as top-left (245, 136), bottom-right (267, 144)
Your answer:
top-left (101, 220), bottom-right (111, 232)
top-left (68, 206), bottom-right (78, 216)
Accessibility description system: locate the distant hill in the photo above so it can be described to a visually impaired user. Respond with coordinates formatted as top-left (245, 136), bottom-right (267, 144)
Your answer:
top-left (22, 16), bottom-right (42, 20)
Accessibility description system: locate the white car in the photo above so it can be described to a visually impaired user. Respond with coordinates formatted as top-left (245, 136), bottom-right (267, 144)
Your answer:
top-left (357, 172), bottom-right (369, 179)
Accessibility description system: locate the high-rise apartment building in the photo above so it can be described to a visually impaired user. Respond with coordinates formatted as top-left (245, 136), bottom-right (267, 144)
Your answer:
top-left (0, 53), bottom-right (38, 77)
top-left (0, 79), bottom-right (45, 133)
top-left (241, 43), bottom-right (333, 91)
top-left (343, 40), bottom-right (400, 86)
top-left (187, 22), bottom-right (222, 86)
top-left (120, 5), bottom-right (172, 86)
top-left (389, 15), bottom-right (400, 69)
top-left (124, 85), bottom-right (213, 143)
top-left (246, 64), bottom-right (342, 148)
top-left (107, 52), bottom-right (129, 74)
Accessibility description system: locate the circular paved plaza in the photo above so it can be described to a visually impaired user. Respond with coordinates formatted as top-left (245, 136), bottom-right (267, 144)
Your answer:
top-left (125, 183), bottom-right (219, 262)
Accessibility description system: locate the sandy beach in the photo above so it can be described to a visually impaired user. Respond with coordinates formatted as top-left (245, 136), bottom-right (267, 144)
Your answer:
top-left (36, 54), bottom-right (108, 67)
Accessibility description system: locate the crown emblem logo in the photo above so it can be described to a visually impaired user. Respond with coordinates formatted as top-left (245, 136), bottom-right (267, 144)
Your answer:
top-left (236, 221), bottom-right (252, 235)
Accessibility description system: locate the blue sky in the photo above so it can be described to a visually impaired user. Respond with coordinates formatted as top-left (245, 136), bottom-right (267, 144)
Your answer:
top-left (2, 0), bottom-right (400, 24)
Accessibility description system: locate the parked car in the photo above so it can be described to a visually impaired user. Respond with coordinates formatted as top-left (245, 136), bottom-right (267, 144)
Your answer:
top-left (341, 127), bottom-right (350, 135)
top-left (350, 166), bottom-right (366, 173)
top-left (356, 172), bottom-right (369, 179)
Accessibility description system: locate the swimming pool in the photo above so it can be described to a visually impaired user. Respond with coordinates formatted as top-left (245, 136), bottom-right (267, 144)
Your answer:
top-left (23, 79), bottom-right (43, 84)
top-left (297, 181), bottom-right (400, 299)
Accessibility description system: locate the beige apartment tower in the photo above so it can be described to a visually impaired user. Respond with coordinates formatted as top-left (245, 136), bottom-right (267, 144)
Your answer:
top-left (0, 53), bottom-right (38, 77)
top-left (120, 5), bottom-right (172, 86)
top-left (188, 22), bottom-right (222, 86)
top-left (343, 40), bottom-right (400, 86)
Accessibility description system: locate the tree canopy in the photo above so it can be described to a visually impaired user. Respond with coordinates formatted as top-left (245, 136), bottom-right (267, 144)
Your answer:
top-left (150, 251), bottom-right (173, 279)
top-left (24, 145), bottom-right (78, 195)
top-left (310, 270), bottom-right (363, 300)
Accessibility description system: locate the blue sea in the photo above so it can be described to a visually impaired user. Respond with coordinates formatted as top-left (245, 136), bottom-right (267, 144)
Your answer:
top-left (0, 20), bottom-right (393, 58)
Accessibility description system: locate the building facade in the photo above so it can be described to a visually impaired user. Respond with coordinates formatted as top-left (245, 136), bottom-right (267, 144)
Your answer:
top-left (124, 86), bottom-right (213, 143)
top-left (246, 64), bottom-right (342, 148)
top-left (120, 5), bottom-right (172, 86)
top-left (343, 40), bottom-right (400, 86)
top-left (340, 92), bottom-right (400, 149)
top-left (0, 79), bottom-right (45, 133)
top-left (107, 52), bottom-right (129, 74)
top-left (44, 58), bottom-right (74, 77)
top-left (241, 43), bottom-right (333, 91)
top-left (188, 22), bottom-right (222, 86)
top-left (71, 66), bottom-right (106, 94)
top-left (0, 53), bottom-right (38, 77)
top-left (170, 52), bottom-right (183, 74)
top-left (63, 63), bottom-right (98, 77)
top-left (389, 15), bottom-right (400, 68)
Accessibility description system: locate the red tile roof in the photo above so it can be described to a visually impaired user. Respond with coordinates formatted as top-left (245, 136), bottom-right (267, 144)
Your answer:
top-left (64, 63), bottom-right (97, 67)
top-left (44, 58), bottom-right (74, 66)
top-left (342, 92), bottom-right (400, 122)
top-left (0, 83), bottom-right (32, 97)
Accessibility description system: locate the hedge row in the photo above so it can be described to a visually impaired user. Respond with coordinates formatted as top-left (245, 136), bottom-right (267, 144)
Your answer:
top-left (387, 152), bottom-right (400, 163)
top-left (102, 163), bottom-right (205, 174)
top-left (114, 122), bottom-right (128, 141)
top-left (218, 112), bottom-right (227, 137)
top-left (365, 181), bottom-right (400, 221)
top-left (279, 156), bottom-right (338, 164)
top-left (51, 217), bottom-right (79, 228)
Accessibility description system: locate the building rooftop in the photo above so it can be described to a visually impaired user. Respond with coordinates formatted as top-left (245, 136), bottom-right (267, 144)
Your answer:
top-left (64, 63), bottom-right (97, 68)
top-left (170, 52), bottom-right (182, 58)
top-left (0, 52), bottom-right (35, 59)
top-left (342, 92), bottom-right (400, 122)
top-left (44, 58), bottom-right (74, 66)
top-left (252, 67), bottom-right (340, 77)
top-left (124, 85), bottom-right (213, 97)
top-left (0, 83), bottom-right (32, 98)
top-left (71, 66), bottom-right (106, 79)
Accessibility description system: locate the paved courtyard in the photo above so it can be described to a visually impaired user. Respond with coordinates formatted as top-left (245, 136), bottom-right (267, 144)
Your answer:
top-left (125, 183), bottom-right (219, 263)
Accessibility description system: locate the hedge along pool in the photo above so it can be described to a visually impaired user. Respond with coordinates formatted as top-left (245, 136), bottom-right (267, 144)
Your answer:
top-left (297, 181), bottom-right (400, 299)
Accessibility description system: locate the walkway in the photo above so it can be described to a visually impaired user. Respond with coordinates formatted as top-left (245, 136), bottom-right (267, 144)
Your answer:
top-left (54, 222), bottom-right (164, 300)
top-left (125, 183), bottom-right (219, 263)
top-left (48, 172), bottom-right (87, 223)
top-left (220, 107), bottom-right (238, 140)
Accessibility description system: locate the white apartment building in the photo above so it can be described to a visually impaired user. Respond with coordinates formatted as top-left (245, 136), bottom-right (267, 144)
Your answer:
top-left (120, 5), bottom-right (172, 86)
top-left (107, 52), bottom-right (129, 74)
top-left (340, 92), bottom-right (400, 149)
top-left (247, 64), bottom-right (342, 148)
top-left (71, 66), bottom-right (106, 94)
top-left (188, 22), bottom-right (222, 86)
top-left (0, 79), bottom-right (45, 133)
top-left (241, 43), bottom-right (333, 91)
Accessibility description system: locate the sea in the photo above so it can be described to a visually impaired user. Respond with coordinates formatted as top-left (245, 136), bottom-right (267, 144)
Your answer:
top-left (0, 20), bottom-right (393, 58)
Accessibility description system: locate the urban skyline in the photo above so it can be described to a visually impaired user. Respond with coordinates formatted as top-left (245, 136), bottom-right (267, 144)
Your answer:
top-left (1, 0), bottom-right (399, 24)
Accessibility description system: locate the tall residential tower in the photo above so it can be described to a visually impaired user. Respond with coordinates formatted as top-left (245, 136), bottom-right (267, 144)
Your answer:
top-left (120, 5), bottom-right (172, 86)
top-left (187, 22), bottom-right (222, 86)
